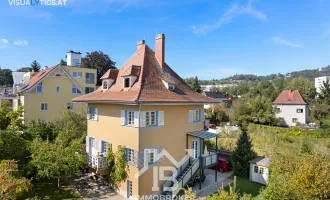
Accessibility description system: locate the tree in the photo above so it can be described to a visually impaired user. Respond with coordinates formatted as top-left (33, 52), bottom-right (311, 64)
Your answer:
top-left (205, 103), bottom-right (229, 124)
top-left (319, 78), bottom-right (330, 101)
top-left (16, 67), bottom-right (31, 72)
top-left (230, 96), bottom-right (279, 129)
top-left (192, 76), bottom-right (202, 93)
top-left (29, 137), bottom-right (87, 187)
top-left (286, 77), bottom-right (316, 103)
top-left (30, 60), bottom-right (41, 72)
top-left (0, 69), bottom-right (14, 86)
top-left (59, 59), bottom-right (67, 66)
top-left (262, 153), bottom-right (330, 199)
top-left (29, 111), bottom-right (87, 187)
top-left (106, 145), bottom-right (129, 188)
top-left (310, 100), bottom-right (329, 121)
top-left (0, 130), bottom-right (30, 166)
top-left (230, 99), bottom-right (252, 130)
top-left (81, 51), bottom-right (116, 85)
top-left (0, 160), bottom-right (30, 200)
top-left (248, 96), bottom-right (279, 125)
top-left (27, 120), bottom-right (59, 141)
top-left (0, 100), bottom-right (24, 131)
top-left (231, 132), bottom-right (256, 178)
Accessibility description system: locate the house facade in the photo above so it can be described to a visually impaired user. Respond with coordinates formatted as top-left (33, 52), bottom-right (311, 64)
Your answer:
top-left (14, 51), bottom-right (97, 124)
top-left (73, 34), bottom-right (220, 199)
top-left (249, 156), bottom-right (271, 185)
top-left (273, 89), bottom-right (308, 126)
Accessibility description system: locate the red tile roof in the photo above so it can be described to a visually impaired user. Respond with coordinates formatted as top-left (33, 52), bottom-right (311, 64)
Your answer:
top-left (19, 66), bottom-right (56, 92)
top-left (73, 44), bottom-right (219, 104)
top-left (273, 89), bottom-right (307, 105)
top-left (121, 65), bottom-right (141, 77)
top-left (100, 69), bottom-right (119, 79)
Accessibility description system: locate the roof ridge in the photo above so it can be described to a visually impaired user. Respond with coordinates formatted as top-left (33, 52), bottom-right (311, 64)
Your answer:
top-left (20, 65), bottom-right (57, 92)
top-left (135, 44), bottom-right (147, 102)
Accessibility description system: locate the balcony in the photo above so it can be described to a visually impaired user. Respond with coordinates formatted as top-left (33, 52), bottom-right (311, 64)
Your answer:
top-left (87, 154), bottom-right (108, 170)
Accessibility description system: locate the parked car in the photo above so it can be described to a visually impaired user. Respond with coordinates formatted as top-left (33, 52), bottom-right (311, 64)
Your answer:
top-left (186, 174), bottom-right (206, 187)
top-left (204, 124), bottom-right (216, 130)
top-left (209, 155), bottom-right (232, 173)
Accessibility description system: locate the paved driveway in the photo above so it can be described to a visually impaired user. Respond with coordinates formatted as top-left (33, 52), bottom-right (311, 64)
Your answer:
top-left (70, 174), bottom-right (126, 200)
top-left (192, 169), bottom-right (234, 197)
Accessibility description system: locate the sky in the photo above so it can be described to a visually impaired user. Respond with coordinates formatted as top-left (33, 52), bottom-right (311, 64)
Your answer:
top-left (0, 0), bottom-right (330, 80)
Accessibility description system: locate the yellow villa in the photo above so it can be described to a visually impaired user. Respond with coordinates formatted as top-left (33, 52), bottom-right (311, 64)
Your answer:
top-left (73, 34), bottom-right (220, 199)
top-left (14, 51), bottom-right (97, 124)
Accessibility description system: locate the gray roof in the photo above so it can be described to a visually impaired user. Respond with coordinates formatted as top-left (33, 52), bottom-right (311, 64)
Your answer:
top-left (187, 130), bottom-right (220, 139)
top-left (202, 91), bottom-right (227, 99)
top-left (249, 156), bottom-right (271, 167)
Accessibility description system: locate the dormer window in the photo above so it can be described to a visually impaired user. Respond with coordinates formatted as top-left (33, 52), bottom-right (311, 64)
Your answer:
top-left (124, 78), bottom-right (130, 88)
top-left (162, 80), bottom-right (176, 91)
top-left (168, 84), bottom-right (175, 91)
top-left (103, 80), bottom-right (108, 90)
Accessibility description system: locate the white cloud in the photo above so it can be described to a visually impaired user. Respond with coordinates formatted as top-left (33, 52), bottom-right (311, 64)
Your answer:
top-left (0, 39), bottom-right (9, 48)
top-left (1, 39), bottom-right (8, 44)
top-left (271, 36), bottom-right (302, 48)
top-left (190, 0), bottom-right (266, 35)
top-left (13, 40), bottom-right (29, 46)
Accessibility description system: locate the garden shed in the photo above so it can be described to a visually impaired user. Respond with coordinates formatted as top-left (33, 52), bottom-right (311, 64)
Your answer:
top-left (249, 156), bottom-right (271, 185)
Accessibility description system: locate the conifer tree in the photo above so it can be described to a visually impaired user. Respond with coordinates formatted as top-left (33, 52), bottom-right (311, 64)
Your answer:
top-left (192, 76), bottom-right (202, 93)
top-left (231, 131), bottom-right (256, 178)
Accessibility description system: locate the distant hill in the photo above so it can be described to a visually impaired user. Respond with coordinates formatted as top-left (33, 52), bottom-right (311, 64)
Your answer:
top-left (224, 65), bottom-right (330, 82)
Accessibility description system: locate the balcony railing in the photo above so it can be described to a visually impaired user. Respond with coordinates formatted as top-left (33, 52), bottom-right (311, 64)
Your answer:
top-left (87, 154), bottom-right (108, 170)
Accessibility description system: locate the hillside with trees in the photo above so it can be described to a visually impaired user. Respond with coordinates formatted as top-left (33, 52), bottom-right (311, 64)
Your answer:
top-left (187, 65), bottom-right (330, 85)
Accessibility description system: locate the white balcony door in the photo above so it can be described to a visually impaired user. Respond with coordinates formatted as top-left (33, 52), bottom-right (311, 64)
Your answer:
top-left (192, 139), bottom-right (200, 159)
top-left (91, 138), bottom-right (97, 156)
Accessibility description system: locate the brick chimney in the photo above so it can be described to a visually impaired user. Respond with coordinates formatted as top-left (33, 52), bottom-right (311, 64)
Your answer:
top-left (136, 40), bottom-right (145, 51)
top-left (155, 33), bottom-right (165, 69)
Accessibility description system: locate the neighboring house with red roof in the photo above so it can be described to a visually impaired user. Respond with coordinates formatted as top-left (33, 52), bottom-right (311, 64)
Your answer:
top-left (13, 51), bottom-right (97, 124)
top-left (272, 89), bottom-right (308, 126)
top-left (73, 34), bottom-right (220, 199)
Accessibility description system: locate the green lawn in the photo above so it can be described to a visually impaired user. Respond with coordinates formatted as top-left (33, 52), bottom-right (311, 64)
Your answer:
top-left (225, 176), bottom-right (264, 197)
top-left (18, 180), bottom-right (81, 200)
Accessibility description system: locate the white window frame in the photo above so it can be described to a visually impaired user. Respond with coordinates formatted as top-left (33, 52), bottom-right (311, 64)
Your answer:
top-left (124, 77), bottom-right (130, 88)
top-left (126, 111), bottom-right (134, 126)
top-left (72, 72), bottom-right (82, 78)
top-left (88, 107), bottom-right (98, 121)
top-left (103, 80), bottom-right (108, 90)
top-left (297, 109), bottom-right (303, 113)
top-left (292, 118), bottom-right (298, 123)
top-left (127, 148), bottom-right (134, 163)
top-left (254, 165), bottom-right (259, 173)
top-left (144, 149), bottom-right (158, 165)
top-left (41, 103), bottom-right (48, 111)
top-left (36, 84), bottom-right (42, 93)
top-left (146, 111), bottom-right (157, 126)
top-left (72, 85), bottom-right (81, 94)
top-left (56, 86), bottom-right (60, 92)
top-left (86, 73), bottom-right (95, 84)
top-left (192, 139), bottom-right (200, 159)
top-left (259, 167), bottom-right (264, 174)
top-left (192, 109), bottom-right (200, 122)
top-left (103, 142), bottom-right (110, 154)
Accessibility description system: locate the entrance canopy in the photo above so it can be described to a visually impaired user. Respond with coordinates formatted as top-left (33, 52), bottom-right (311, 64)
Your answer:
top-left (186, 130), bottom-right (219, 139)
